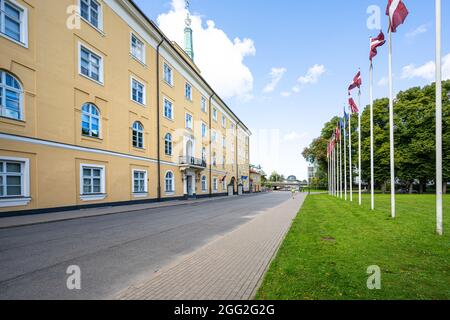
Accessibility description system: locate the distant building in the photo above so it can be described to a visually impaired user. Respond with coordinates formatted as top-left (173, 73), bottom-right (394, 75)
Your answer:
top-left (249, 165), bottom-right (265, 193)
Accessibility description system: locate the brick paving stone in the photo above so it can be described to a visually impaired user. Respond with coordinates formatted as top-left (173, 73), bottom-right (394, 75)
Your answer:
top-left (117, 194), bottom-right (306, 300)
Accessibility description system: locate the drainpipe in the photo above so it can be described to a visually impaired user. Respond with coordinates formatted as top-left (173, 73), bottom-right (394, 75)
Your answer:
top-left (236, 122), bottom-right (239, 193)
top-left (156, 39), bottom-right (165, 201)
top-left (208, 93), bottom-right (215, 197)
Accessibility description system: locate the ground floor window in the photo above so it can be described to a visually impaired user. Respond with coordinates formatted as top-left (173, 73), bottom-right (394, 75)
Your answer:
top-left (201, 176), bottom-right (207, 192)
top-left (81, 165), bottom-right (105, 195)
top-left (222, 178), bottom-right (226, 191)
top-left (133, 170), bottom-right (147, 194)
top-left (0, 159), bottom-right (24, 197)
top-left (213, 178), bottom-right (218, 191)
top-left (165, 171), bottom-right (174, 193)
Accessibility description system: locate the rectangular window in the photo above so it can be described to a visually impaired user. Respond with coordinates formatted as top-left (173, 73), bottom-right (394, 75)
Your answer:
top-left (201, 122), bottom-right (207, 138)
top-left (80, 0), bottom-right (101, 29)
top-left (213, 178), bottom-right (218, 191)
top-left (212, 131), bottom-right (217, 143)
top-left (201, 96), bottom-right (207, 113)
top-left (164, 99), bottom-right (173, 119)
top-left (222, 178), bottom-right (226, 191)
top-left (163, 63), bottom-right (173, 86)
top-left (185, 83), bottom-right (192, 101)
top-left (133, 170), bottom-right (147, 194)
top-left (222, 137), bottom-right (226, 149)
top-left (79, 45), bottom-right (103, 83)
top-left (131, 33), bottom-right (145, 63)
top-left (213, 108), bottom-right (218, 121)
top-left (185, 113), bottom-right (193, 130)
top-left (0, 0), bottom-right (27, 46)
top-left (222, 116), bottom-right (226, 128)
top-left (131, 78), bottom-right (145, 105)
top-left (81, 166), bottom-right (104, 195)
top-left (0, 160), bottom-right (23, 197)
top-left (201, 177), bottom-right (207, 192)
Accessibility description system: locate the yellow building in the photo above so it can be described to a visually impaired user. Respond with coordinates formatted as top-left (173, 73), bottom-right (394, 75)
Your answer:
top-left (0, 0), bottom-right (251, 214)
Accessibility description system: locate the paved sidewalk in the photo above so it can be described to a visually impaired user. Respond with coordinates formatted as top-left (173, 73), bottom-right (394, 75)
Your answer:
top-left (0, 195), bottom-right (237, 229)
top-left (117, 193), bottom-right (306, 300)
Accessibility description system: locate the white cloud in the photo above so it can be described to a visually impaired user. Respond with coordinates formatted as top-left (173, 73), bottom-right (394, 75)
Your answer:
top-left (263, 68), bottom-right (287, 93)
top-left (292, 86), bottom-right (300, 93)
top-left (378, 77), bottom-right (388, 87)
top-left (406, 24), bottom-right (428, 39)
top-left (281, 91), bottom-right (291, 97)
top-left (298, 64), bottom-right (326, 85)
top-left (283, 131), bottom-right (308, 142)
top-left (401, 53), bottom-right (450, 81)
top-left (157, 0), bottom-right (256, 99)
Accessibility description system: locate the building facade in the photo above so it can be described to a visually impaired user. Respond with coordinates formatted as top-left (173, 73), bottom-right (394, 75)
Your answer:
top-left (0, 0), bottom-right (251, 214)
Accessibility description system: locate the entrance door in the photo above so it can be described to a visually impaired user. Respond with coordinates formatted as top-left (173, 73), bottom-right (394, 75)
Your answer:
top-left (186, 176), bottom-right (193, 196)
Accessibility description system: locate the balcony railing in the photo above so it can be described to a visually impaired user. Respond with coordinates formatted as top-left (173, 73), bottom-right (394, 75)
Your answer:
top-left (179, 156), bottom-right (207, 169)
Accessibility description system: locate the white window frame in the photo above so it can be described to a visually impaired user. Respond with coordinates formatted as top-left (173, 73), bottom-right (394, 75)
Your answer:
top-left (185, 112), bottom-right (193, 130)
top-left (132, 169), bottom-right (148, 197)
top-left (80, 163), bottom-right (106, 201)
top-left (0, 0), bottom-right (28, 47)
top-left (163, 63), bottom-right (173, 86)
top-left (0, 70), bottom-right (24, 121)
top-left (163, 97), bottom-right (174, 120)
top-left (165, 133), bottom-right (173, 156)
top-left (78, 42), bottom-right (104, 85)
top-left (212, 108), bottom-right (218, 122)
top-left (185, 82), bottom-right (192, 101)
top-left (222, 137), bottom-right (226, 149)
top-left (222, 116), bottom-right (226, 128)
top-left (78, 0), bottom-right (103, 31)
top-left (201, 176), bottom-right (207, 192)
top-left (130, 76), bottom-right (146, 106)
top-left (201, 96), bottom-right (207, 113)
top-left (81, 103), bottom-right (101, 138)
top-left (222, 178), bottom-right (226, 191)
top-left (132, 121), bottom-right (144, 149)
top-left (0, 156), bottom-right (30, 208)
top-left (213, 178), bottom-right (218, 192)
top-left (201, 122), bottom-right (207, 138)
top-left (130, 32), bottom-right (146, 64)
top-left (212, 131), bottom-right (217, 143)
top-left (165, 170), bottom-right (175, 194)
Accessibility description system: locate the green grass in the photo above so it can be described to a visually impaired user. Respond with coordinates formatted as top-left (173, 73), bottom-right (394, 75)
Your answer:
top-left (256, 194), bottom-right (450, 300)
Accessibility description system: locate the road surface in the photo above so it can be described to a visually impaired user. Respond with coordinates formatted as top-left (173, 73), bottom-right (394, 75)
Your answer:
top-left (0, 192), bottom-right (292, 299)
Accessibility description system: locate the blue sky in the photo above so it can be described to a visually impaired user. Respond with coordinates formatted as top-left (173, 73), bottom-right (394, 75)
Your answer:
top-left (134, 0), bottom-right (449, 180)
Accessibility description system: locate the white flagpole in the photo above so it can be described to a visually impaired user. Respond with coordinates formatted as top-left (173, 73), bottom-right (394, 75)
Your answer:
top-left (340, 125), bottom-right (343, 199)
top-left (334, 141), bottom-right (337, 197)
top-left (337, 127), bottom-right (340, 198)
top-left (388, 28), bottom-right (396, 218)
top-left (436, 0), bottom-right (443, 235)
top-left (370, 57), bottom-right (375, 210)
top-left (358, 89), bottom-right (362, 206)
top-left (333, 142), bottom-right (336, 196)
top-left (349, 112), bottom-right (353, 202)
top-left (344, 115), bottom-right (348, 200)
top-left (328, 154), bottom-right (330, 195)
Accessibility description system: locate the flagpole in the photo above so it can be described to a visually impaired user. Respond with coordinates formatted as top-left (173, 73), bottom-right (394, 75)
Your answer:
top-left (370, 58), bottom-right (375, 210)
top-left (436, 0), bottom-right (443, 235)
top-left (349, 111), bottom-right (353, 202)
top-left (344, 114), bottom-right (347, 201)
top-left (337, 125), bottom-right (341, 198)
top-left (333, 142), bottom-right (336, 196)
top-left (388, 28), bottom-right (396, 218)
top-left (334, 140), bottom-right (337, 197)
top-left (358, 89), bottom-right (362, 206)
top-left (340, 125), bottom-right (343, 199)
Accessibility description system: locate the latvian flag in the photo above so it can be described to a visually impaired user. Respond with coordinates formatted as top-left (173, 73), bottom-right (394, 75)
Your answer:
top-left (386, 0), bottom-right (409, 33)
top-left (348, 95), bottom-right (359, 114)
top-left (348, 70), bottom-right (362, 92)
top-left (370, 31), bottom-right (386, 61)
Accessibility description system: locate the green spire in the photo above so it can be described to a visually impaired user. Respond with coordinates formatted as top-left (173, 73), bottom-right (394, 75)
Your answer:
top-left (184, 13), bottom-right (194, 61)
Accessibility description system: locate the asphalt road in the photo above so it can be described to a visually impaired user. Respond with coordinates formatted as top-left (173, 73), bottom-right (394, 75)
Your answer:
top-left (0, 192), bottom-right (291, 300)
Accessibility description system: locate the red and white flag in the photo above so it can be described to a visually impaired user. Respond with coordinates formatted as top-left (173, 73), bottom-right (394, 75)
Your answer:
top-left (370, 31), bottom-right (386, 61)
top-left (348, 70), bottom-right (362, 92)
top-left (348, 95), bottom-right (359, 114)
top-left (386, 0), bottom-right (409, 33)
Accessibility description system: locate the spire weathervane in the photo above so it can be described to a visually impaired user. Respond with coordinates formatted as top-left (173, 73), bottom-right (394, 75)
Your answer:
top-left (184, 0), bottom-right (194, 60)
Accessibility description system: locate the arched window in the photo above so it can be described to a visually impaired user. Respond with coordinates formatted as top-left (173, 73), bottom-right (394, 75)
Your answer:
top-left (201, 176), bottom-right (207, 192)
top-left (165, 171), bottom-right (174, 193)
top-left (81, 103), bottom-right (100, 138)
top-left (165, 133), bottom-right (172, 156)
top-left (0, 71), bottom-right (23, 120)
top-left (132, 121), bottom-right (144, 149)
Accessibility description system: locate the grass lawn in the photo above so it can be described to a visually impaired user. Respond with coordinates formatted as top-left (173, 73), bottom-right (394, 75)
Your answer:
top-left (256, 194), bottom-right (450, 300)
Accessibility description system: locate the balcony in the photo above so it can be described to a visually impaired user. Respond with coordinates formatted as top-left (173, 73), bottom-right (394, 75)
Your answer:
top-left (179, 156), bottom-right (207, 169)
